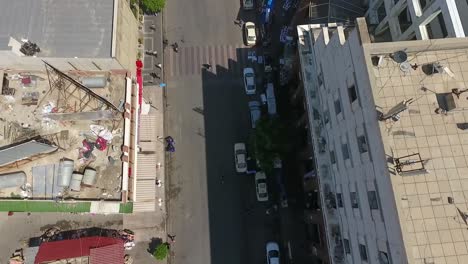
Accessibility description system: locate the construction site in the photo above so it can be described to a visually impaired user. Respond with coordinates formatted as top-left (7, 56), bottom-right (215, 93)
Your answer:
top-left (0, 62), bottom-right (129, 201)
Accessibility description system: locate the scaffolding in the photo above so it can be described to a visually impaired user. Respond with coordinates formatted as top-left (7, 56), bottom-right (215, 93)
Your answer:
top-left (37, 62), bottom-right (121, 117)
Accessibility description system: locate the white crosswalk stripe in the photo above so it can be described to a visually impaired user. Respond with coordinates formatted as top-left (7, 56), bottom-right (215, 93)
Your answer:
top-left (167, 44), bottom-right (251, 77)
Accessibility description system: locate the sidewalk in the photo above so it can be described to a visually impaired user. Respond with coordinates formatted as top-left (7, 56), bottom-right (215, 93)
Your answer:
top-left (123, 10), bottom-right (168, 263)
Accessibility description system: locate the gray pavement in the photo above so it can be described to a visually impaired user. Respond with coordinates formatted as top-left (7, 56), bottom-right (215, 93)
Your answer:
top-left (163, 0), bottom-right (275, 263)
top-left (122, 13), bottom-right (167, 264)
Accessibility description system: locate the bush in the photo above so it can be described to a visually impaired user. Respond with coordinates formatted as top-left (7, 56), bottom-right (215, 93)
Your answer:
top-left (153, 243), bottom-right (169, 260)
top-left (141, 0), bottom-right (166, 13)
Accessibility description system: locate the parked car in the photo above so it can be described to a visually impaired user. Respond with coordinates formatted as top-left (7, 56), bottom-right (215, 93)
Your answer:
top-left (265, 83), bottom-right (277, 116)
top-left (266, 242), bottom-right (280, 264)
top-left (244, 22), bottom-right (257, 46)
top-left (255, 172), bottom-right (268, 202)
top-left (243, 0), bottom-right (254, 9)
top-left (248, 101), bottom-right (261, 128)
top-left (234, 143), bottom-right (247, 173)
top-left (243, 68), bottom-right (256, 95)
top-left (264, 53), bottom-right (273, 72)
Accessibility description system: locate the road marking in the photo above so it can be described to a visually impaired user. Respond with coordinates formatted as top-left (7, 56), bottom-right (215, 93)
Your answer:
top-left (178, 48), bottom-right (183, 76)
top-left (195, 46), bottom-right (201, 75)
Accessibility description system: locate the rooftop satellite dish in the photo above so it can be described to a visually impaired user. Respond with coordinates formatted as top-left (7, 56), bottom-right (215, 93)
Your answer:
top-left (399, 61), bottom-right (411, 73)
top-left (391, 50), bottom-right (408, 63)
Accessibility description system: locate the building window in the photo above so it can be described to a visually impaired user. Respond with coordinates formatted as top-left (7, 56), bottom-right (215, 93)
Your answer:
top-left (318, 72), bottom-right (323, 86)
top-left (368, 191), bottom-right (379, 210)
top-left (324, 110), bottom-right (330, 124)
top-left (398, 6), bottom-right (412, 33)
top-left (334, 99), bottom-right (341, 115)
top-left (350, 192), bottom-right (359, 208)
top-left (343, 239), bottom-right (351, 254)
top-left (359, 244), bottom-right (368, 261)
top-left (357, 135), bottom-right (368, 153)
top-left (330, 150), bottom-right (336, 164)
top-left (336, 193), bottom-right (343, 207)
top-left (348, 85), bottom-right (358, 103)
top-left (341, 143), bottom-right (350, 160)
top-left (378, 251), bottom-right (390, 264)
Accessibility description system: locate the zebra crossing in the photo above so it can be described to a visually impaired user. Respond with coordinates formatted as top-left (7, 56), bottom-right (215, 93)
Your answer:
top-left (167, 44), bottom-right (254, 77)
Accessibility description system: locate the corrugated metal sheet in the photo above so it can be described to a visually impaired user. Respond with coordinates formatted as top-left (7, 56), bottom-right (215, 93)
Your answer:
top-left (0, 140), bottom-right (57, 167)
top-left (139, 141), bottom-right (156, 151)
top-left (139, 115), bottom-right (157, 140)
top-left (137, 155), bottom-right (157, 179)
top-left (89, 243), bottom-right (124, 264)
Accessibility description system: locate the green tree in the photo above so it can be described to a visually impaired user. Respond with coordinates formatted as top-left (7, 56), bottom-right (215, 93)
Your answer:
top-left (250, 117), bottom-right (288, 174)
top-left (153, 243), bottom-right (169, 260)
top-left (141, 0), bottom-right (166, 13)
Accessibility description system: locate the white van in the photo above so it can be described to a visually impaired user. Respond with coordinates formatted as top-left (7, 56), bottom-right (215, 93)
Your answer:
top-left (265, 83), bottom-right (277, 116)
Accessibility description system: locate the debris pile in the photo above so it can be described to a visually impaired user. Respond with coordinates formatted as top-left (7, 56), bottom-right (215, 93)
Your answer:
top-left (20, 41), bottom-right (40, 56)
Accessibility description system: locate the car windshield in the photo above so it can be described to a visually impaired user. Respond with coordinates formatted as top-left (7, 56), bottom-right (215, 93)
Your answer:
top-left (260, 192), bottom-right (268, 198)
top-left (248, 36), bottom-right (255, 41)
top-left (236, 149), bottom-right (245, 155)
top-left (268, 250), bottom-right (279, 258)
top-left (257, 179), bottom-right (266, 184)
top-left (238, 163), bottom-right (247, 168)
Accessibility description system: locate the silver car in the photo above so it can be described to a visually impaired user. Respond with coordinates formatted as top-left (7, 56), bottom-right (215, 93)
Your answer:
top-left (248, 101), bottom-right (261, 128)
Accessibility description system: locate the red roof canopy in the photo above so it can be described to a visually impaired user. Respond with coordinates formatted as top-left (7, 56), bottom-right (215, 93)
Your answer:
top-left (35, 236), bottom-right (123, 264)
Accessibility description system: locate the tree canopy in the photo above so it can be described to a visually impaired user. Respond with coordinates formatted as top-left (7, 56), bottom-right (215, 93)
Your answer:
top-left (249, 117), bottom-right (288, 173)
top-left (153, 243), bottom-right (169, 260)
top-left (141, 0), bottom-right (166, 13)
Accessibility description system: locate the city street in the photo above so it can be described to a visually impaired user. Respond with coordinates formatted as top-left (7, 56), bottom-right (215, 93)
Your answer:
top-left (163, 0), bottom-right (279, 263)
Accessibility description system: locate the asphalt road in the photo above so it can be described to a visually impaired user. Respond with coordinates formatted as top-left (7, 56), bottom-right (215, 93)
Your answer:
top-left (164, 0), bottom-right (278, 264)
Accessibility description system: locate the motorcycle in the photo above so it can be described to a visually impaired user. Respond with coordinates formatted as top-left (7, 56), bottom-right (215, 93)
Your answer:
top-left (165, 136), bottom-right (175, 152)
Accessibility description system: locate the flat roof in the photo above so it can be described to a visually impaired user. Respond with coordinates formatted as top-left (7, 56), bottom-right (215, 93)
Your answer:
top-left (369, 46), bottom-right (468, 264)
top-left (0, 0), bottom-right (114, 57)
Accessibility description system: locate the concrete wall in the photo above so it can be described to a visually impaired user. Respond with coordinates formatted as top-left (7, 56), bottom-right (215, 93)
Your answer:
top-left (114, 0), bottom-right (139, 74)
top-left (367, 0), bottom-right (466, 40)
top-left (298, 19), bottom-right (407, 263)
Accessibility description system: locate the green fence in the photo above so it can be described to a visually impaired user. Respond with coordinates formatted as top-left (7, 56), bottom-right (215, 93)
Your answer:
top-left (0, 201), bottom-right (91, 213)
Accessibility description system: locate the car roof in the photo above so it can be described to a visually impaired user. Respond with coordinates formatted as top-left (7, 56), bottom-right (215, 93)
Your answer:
top-left (234, 143), bottom-right (246, 150)
top-left (249, 101), bottom-right (260, 107)
top-left (255, 172), bottom-right (266, 180)
top-left (243, 67), bottom-right (254, 74)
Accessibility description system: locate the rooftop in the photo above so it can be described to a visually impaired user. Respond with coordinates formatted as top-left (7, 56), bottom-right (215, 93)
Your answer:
top-left (369, 44), bottom-right (468, 263)
top-left (0, 0), bottom-right (114, 57)
top-left (297, 19), bottom-right (468, 264)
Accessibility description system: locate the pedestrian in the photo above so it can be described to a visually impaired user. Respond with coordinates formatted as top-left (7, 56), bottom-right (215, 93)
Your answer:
top-left (150, 23), bottom-right (156, 30)
top-left (156, 63), bottom-right (162, 69)
top-left (202, 63), bottom-right (211, 70)
top-left (239, 19), bottom-right (244, 27)
top-left (167, 234), bottom-right (176, 242)
top-left (152, 51), bottom-right (158, 56)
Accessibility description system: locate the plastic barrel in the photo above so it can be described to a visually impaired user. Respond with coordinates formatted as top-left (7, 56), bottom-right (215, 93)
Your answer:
top-left (58, 160), bottom-right (74, 187)
top-left (82, 168), bottom-right (97, 186)
top-left (69, 173), bottom-right (83, 191)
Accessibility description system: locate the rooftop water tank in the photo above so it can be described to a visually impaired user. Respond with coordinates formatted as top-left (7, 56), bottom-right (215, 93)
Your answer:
top-left (81, 76), bottom-right (107, 88)
top-left (69, 173), bottom-right (83, 192)
top-left (82, 168), bottom-right (97, 186)
top-left (58, 160), bottom-right (74, 187)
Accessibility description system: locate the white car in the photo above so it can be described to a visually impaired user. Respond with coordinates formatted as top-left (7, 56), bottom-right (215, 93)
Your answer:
top-left (243, 68), bottom-right (256, 95)
top-left (248, 101), bottom-right (261, 128)
top-left (243, 0), bottom-right (254, 9)
top-left (255, 172), bottom-right (268, 202)
top-left (234, 143), bottom-right (247, 173)
top-left (244, 22), bottom-right (257, 46)
top-left (266, 242), bottom-right (280, 264)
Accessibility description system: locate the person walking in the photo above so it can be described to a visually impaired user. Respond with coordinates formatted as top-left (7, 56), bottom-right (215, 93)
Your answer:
top-left (167, 234), bottom-right (176, 242)
top-left (156, 63), bottom-right (162, 69)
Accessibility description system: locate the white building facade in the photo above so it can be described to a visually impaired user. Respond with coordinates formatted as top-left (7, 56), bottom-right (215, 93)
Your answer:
top-left (365, 0), bottom-right (468, 41)
top-left (297, 17), bottom-right (468, 264)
